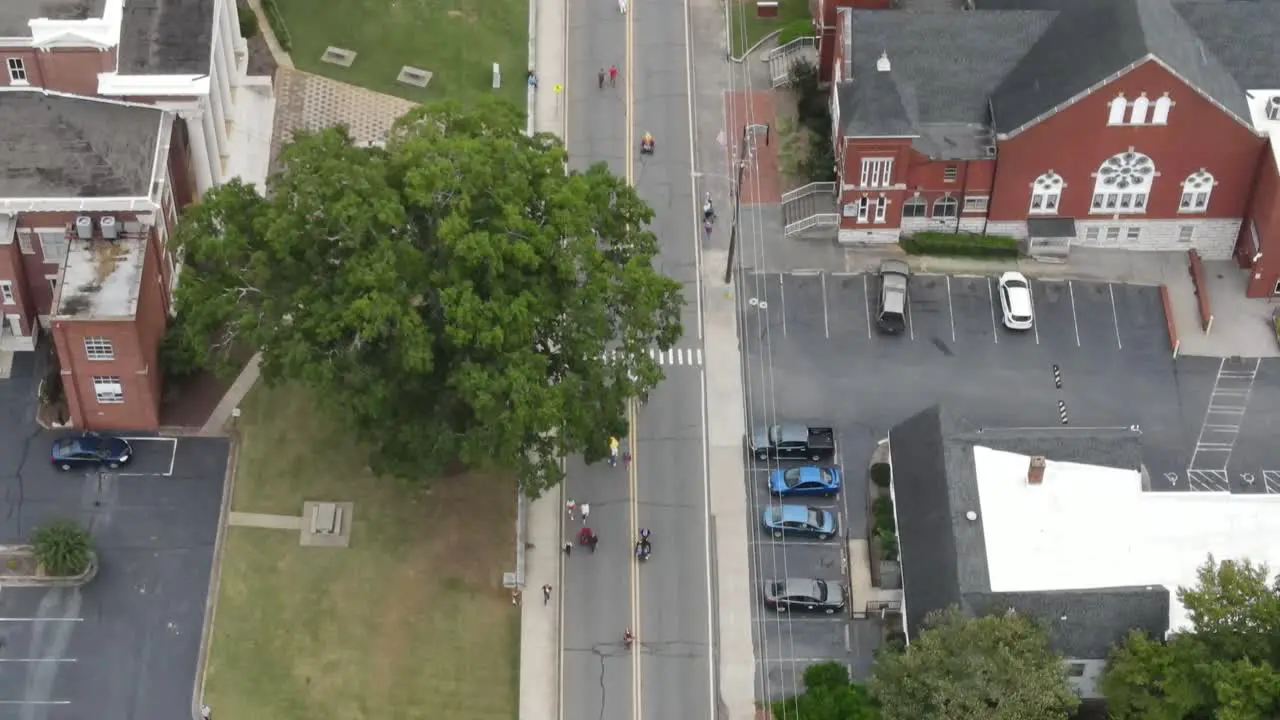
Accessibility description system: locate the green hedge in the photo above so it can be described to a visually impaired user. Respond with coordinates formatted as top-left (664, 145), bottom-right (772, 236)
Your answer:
top-left (872, 496), bottom-right (895, 532)
top-left (777, 19), bottom-right (815, 47)
top-left (869, 462), bottom-right (891, 489)
top-left (260, 0), bottom-right (291, 52)
top-left (900, 231), bottom-right (1020, 258)
top-left (237, 5), bottom-right (259, 39)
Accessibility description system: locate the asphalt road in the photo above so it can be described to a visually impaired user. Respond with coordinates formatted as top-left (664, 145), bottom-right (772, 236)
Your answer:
top-left (561, 0), bottom-right (713, 717)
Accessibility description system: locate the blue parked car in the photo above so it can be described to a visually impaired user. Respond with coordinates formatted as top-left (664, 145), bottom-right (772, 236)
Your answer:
top-left (762, 504), bottom-right (837, 540)
top-left (51, 433), bottom-right (133, 471)
top-left (768, 466), bottom-right (841, 497)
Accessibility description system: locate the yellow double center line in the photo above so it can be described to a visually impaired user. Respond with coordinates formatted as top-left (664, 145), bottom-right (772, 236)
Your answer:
top-left (623, 0), bottom-right (641, 717)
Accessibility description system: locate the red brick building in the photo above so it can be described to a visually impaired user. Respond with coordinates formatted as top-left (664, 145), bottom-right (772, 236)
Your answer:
top-left (800, 0), bottom-right (1280, 297)
top-left (0, 0), bottom-right (274, 429)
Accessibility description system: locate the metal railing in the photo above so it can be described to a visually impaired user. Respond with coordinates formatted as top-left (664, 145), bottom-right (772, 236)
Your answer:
top-left (768, 36), bottom-right (818, 86)
top-left (765, 35), bottom-right (817, 60)
top-left (784, 212), bottom-right (840, 238)
top-left (780, 181), bottom-right (836, 205)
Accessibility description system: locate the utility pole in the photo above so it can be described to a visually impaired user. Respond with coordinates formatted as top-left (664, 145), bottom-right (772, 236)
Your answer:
top-left (723, 124), bottom-right (754, 284)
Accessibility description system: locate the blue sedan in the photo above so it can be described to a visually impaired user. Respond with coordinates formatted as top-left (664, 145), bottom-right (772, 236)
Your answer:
top-left (51, 433), bottom-right (133, 471)
top-left (762, 504), bottom-right (838, 540)
top-left (768, 466), bottom-right (842, 497)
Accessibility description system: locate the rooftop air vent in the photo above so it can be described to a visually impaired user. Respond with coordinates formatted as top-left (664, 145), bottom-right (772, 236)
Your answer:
top-left (984, 145), bottom-right (997, 158)
top-left (99, 216), bottom-right (118, 240)
top-left (1267, 96), bottom-right (1280, 122)
top-left (74, 215), bottom-right (93, 240)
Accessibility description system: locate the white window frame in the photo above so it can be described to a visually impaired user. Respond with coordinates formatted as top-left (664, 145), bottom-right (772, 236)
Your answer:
top-left (856, 196), bottom-right (869, 222)
top-left (38, 230), bottom-right (69, 265)
top-left (1179, 170), bottom-right (1214, 213)
top-left (1105, 227), bottom-right (1121, 243)
top-left (1125, 227), bottom-right (1141, 243)
top-left (17, 230), bottom-right (35, 255)
top-left (943, 166), bottom-right (958, 182)
top-left (859, 158), bottom-right (893, 188)
top-left (1029, 172), bottom-right (1063, 215)
top-left (92, 376), bottom-right (124, 404)
top-left (932, 196), bottom-right (958, 219)
top-left (0, 281), bottom-right (13, 305)
top-left (1178, 225), bottom-right (1194, 243)
top-left (1129, 95), bottom-right (1149, 125)
top-left (902, 197), bottom-right (927, 218)
top-left (6, 57), bottom-right (27, 84)
top-left (84, 336), bottom-right (114, 361)
top-left (1274, 278), bottom-right (1280, 295)
top-left (1107, 95), bottom-right (1127, 125)
top-left (1091, 151), bottom-right (1154, 215)
top-left (1085, 228), bottom-right (1099, 242)
top-left (962, 196), bottom-right (988, 213)
top-left (874, 196), bottom-right (887, 222)
top-left (1152, 95), bottom-right (1172, 124)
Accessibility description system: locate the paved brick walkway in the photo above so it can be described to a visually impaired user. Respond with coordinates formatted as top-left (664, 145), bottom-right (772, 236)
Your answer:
top-left (271, 68), bottom-right (418, 167)
top-left (724, 90), bottom-right (782, 204)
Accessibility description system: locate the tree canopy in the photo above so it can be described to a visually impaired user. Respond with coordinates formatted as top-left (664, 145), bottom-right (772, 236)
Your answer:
top-left (1101, 556), bottom-right (1280, 720)
top-left (170, 99), bottom-right (683, 493)
top-left (867, 608), bottom-right (1079, 720)
top-left (771, 661), bottom-right (879, 720)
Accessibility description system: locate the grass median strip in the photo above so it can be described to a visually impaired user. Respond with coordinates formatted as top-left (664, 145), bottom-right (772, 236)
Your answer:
top-left (203, 383), bottom-right (519, 719)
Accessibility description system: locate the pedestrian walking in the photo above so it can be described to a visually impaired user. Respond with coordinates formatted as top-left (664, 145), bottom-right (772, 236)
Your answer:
top-left (704, 218), bottom-right (714, 242)
top-left (563, 541), bottom-right (573, 557)
top-left (542, 583), bottom-right (553, 605)
top-left (609, 436), bottom-right (620, 467)
top-left (609, 65), bottom-right (618, 87)
top-left (581, 502), bottom-right (591, 524)
top-left (622, 451), bottom-right (632, 469)
top-left (527, 70), bottom-right (537, 89)
top-left (587, 533), bottom-right (599, 553)
top-left (598, 68), bottom-right (605, 89)
top-left (511, 588), bottom-right (522, 605)
top-left (566, 498), bottom-right (576, 519)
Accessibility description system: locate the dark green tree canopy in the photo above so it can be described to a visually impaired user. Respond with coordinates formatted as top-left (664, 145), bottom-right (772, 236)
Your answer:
top-left (868, 608), bottom-right (1079, 720)
top-left (171, 99), bottom-right (683, 493)
top-left (1101, 556), bottom-right (1280, 720)
top-left (771, 661), bottom-right (879, 720)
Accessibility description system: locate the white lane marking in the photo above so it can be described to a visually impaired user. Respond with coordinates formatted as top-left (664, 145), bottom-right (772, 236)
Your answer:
top-left (1068, 280), bottom-right (1081, 347)
top-left (1032, 284), bottom-right (1041, 345)
top-left (697, 369), bottom-right (715, 720)
top-left (119, 436), bottom-right (178, 477)
top-left (906, 285), bottom-right (915, 341)
top-left (750, 540), bottom-right (840, 547)
top-left (0, 701), bottom-right (72, 705)
top-left (987, 277), bottom-right (998, 344)
top-left (1109, 283), bottom-right (1123, 349)
top-left (752, 616), bottom-right (847, 624)
top-left (945, 275), bottom-right (956, 343)
top-left (779, 272), bottom-right (787, 338)
top-left (757, 657), bottom-right (852, 663)
top-left (821, 272), bottom-right (830, 339)
top-left (0, 618), bottom-right (83, 622)
top-left (862, 275), bottom-right (872, 338)
top-left (0, 658), bottom-right (77, 663)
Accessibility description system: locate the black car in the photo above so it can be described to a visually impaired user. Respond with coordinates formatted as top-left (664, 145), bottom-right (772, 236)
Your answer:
top-left (51, 434), bottom-right (133, 471)
top-left (762, 578), bottom-right (847, 614)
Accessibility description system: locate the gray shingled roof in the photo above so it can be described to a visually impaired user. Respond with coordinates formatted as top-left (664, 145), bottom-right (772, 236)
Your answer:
top-left (888, 405), bottom-right (1168, 658)
top-left (837, 72), bottom-right (917, 138)
top-left (117, 0), bottom-right (215, 75)
top-left (0, 0), bottom-right (105, 37)
top-left (1174, 1), bottom-right (1280, 90)
top-left (990, 0), bottom-right (1250, 136)
top-left (0, 92), bottom-right (164, 198)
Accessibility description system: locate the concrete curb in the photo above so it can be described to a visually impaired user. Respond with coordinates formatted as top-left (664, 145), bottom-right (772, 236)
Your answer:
top-left (0, 548), bottom-right (98, 587)
top-left (190, 436), bottom-right (241, 720)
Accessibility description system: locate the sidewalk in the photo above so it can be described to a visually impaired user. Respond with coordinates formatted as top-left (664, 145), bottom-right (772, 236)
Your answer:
top-left (518, 0), bottom-right (568, 716)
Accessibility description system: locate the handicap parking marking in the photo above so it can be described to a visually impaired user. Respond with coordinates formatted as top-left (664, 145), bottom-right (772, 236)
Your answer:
top-left (116, 436), bottom-right (178, 477)
top-left (1263, 470), bottom-right (1280, 494)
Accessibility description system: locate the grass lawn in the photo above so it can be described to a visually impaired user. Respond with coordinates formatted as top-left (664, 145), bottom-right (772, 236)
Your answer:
top-left (271, 0), bottom-right (527, 107)
top-left (203, 383), bottom-right (520, 720)
top-left (729, 0), bottom-right (812, 58)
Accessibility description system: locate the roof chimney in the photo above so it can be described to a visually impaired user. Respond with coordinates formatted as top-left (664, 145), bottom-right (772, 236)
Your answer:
top-left (876, 52), bottom-right (891, 73)
top-left (1027, 455), bottom-right (1047, 485)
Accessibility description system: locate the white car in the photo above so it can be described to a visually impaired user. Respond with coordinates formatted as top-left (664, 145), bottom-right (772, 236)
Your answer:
top-left (998, 271), bottom-right (1034, 330)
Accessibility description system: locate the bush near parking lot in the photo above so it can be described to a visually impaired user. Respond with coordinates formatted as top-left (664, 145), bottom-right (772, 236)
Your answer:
top-left (900, 232), bottom-right (1020, 258)
top-left (870, 462), bottom-right (891, 489)
top-left (31, 520), bottom-right (92, 576)
top-left (875, 529), bottom-right (899, 561)
top-left (872, 497), bottom-right (895, 531)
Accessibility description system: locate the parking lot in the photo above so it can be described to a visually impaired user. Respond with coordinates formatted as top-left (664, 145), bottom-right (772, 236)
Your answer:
top-left (737, 268), bottom-right (1280, 687)
top-left (0, 356), bottom-right (228, 720)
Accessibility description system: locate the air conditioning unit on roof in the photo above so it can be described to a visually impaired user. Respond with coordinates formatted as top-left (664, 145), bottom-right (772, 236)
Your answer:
top-left (99, 216), bottom-right (118, 240)
top-left (74, 215), bottom-right (93, 240)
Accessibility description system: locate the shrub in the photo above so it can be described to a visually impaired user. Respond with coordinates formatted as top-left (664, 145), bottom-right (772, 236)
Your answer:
top-left (872, 496), bottom-right (896, 532)
top-left (875, 528), bottom-right (899, 561)
top-left (870, 462), bottom-right (891, 489)
top-left (237, 5), bottom-right (259, 38)
top-left (776, 19), bottom-right (814, 47)
top-left (31, 520), bottom-right (92, 577)
top-left (260, 0), bottom-right (291, 51)
top-left (901, 231), bottom-right (1020, 258)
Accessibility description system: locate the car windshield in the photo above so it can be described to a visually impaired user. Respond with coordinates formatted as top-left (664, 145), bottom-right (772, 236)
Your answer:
top-left (783, 468), bottom-right (802, 487)
top-left (814, 579), bottom-right (829, 601)
top-left (806, 509), bottom-right (823, 527)
top-left (1012, 313), bottom-right (1032, 322)
top-left (1005, 279), bottom-right (1027, 290)
top-left (768, 507), bottom-right (784, 524)
top-left (820, 469), bottom-right (835, 484)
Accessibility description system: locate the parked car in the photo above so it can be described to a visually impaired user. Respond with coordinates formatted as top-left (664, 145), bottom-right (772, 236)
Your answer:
top-left (762, 578), bottom-right (847, 614)
top-left (876, 259), bottom-right (910, 334)
top-left (761, 504), bottom-right (837, 540)
top-left (749, 423), bottom-right (836, 462)
top-left (768, 465), bottom-right (842, 497)
top-left (998, 271), bottom-right (1035, 330)
top-left (51, 433), bottom-right (133, 471)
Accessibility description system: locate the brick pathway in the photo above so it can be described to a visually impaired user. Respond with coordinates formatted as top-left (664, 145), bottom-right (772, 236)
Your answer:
top-left (270, 68), bottom-right (418, 168)
top-left (724, 90), bottom-right (782, 204)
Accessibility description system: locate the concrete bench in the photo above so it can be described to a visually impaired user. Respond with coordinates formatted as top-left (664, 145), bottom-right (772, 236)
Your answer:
top-left (311, 502), bottom-right (342, 535)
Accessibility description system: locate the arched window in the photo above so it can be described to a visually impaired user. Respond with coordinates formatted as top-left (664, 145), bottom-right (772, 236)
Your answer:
top-left (1129, 95), bottom-right (1150, 124)
top-left (933, 196), bottom-right (958, 218)
top-left (1108, 95), bottom-right (1127, 125)
top-left (1153, 94), bottom-right (1173, 124)
top-left (902, 196), bottom-right (927, 218)
top-left (1091, 151), bottom-right (1154, 214)
top-left (1180, 170), bottom-right (1214, 212)
top-left (1029, 171), bottom-right (1063, 214)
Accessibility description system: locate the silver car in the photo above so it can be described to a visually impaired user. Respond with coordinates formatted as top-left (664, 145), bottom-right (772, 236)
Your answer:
top-left (876, 259), bottom-right (910, 334)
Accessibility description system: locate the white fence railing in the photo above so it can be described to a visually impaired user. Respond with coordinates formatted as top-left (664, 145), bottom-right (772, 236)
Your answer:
top-left (781, 181), bottom-right (836, 205)
top-left (768, 36), bottom-right (818, 87)
top-left (784, 212), bottom-right (840, 238)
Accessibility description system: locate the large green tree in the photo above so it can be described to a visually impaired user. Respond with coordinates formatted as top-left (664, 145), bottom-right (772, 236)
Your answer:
top-left (771, 661), bottom-right (879, 720)
top-left (1101, 556), bottom-right (1280, 720)
top-left (867, 608), bottom-right (1079, 720)
top-left (170, 99), bottom-right (683, 493)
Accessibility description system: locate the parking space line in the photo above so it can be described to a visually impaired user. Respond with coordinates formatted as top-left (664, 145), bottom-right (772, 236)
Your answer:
top-left (750, 540), bottom-right (839, 548)
top-left (987, 278), bottom-right (998, 344)
top-left (757, 657), bottom-right (849, 663)
top-left (0, 617), bottom-right (83, 622)
top-left (862, 275), bottom-right (871, 338)
top-left (0, 701), bottom-right (72, 705)
top-left (821, 272), bottom-right (830, 339)
top-left (753, 617), bottom-right (845, 624)
top-left (906, 285), bottom-right (915, 341)
top-left (945, 276), bottom-right (956, 343)
top-left (779, 273), bottom-right (787, 338)
top-left (0, 658), bottom-right (77, 663)
top-left (1068, 281), bottom-right (1081, 347)
top-left (119, 436), bottom-right (178, 477)
top-left (1032, 285), bottom-right (1041, 344)
top-left (1108, 284), bottom-right (1123, 349)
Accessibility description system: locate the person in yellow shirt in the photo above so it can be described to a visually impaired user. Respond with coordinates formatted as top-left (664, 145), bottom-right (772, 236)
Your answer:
top-left (609, 436), bottom-right (620, 467)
